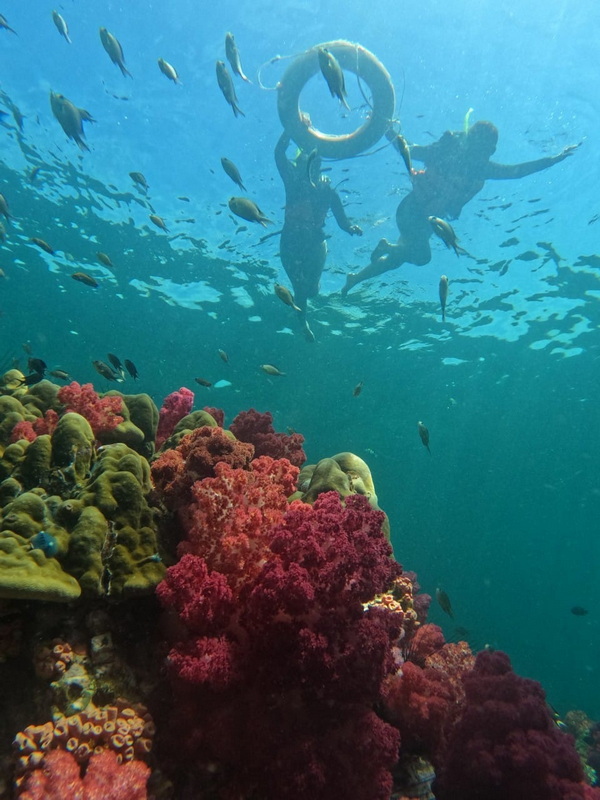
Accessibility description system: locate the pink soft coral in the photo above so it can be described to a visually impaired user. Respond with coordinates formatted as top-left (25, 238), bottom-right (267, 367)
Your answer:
top-left (155, 387), bottom-right (194, 449)
top-left (230, 408), bottom-right (306, 467)
top-left (57, 382), bottom-right (123, 436)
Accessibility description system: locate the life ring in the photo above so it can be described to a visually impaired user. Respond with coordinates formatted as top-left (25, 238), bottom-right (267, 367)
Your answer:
top-left (277, 40), bottom-right (395, 160)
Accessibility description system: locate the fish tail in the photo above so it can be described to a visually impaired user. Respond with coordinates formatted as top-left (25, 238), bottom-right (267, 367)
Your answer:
top-left (233, 103), bottom-right (245, 118)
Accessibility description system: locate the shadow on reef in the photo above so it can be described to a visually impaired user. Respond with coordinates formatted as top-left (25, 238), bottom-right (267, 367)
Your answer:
top-left (0, 372), bottom-right (598, 799)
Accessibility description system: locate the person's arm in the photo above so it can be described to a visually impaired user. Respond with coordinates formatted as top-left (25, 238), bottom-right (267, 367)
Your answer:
top-left (409, 143), bottom-right (436, 164)
top-left (485, 143), bottom-right (581, 179)
top-left (330, 190), bottom-right (362, 236)
top-left (275, 133), bottom-right (293, 181)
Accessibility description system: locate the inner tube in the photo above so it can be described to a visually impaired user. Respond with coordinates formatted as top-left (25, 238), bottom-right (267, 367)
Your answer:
top-left (277, 40), bottom-right (395, 160)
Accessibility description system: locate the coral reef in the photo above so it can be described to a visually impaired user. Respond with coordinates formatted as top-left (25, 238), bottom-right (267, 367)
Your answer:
top-left (229, 408), bottom-right (306, 467)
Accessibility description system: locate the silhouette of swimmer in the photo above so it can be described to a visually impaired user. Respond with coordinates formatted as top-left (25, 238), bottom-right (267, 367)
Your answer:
top-left (275, 132), bottom-right (362, 339)
top-left (343, 120), bottom-right (580, 294)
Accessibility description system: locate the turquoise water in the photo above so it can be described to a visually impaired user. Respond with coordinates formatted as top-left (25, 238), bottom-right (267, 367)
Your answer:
top-left (1, 0), bottom-right (599, 725)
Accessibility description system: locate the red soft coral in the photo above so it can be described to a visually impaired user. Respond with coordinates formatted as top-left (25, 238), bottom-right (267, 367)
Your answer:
top-left (57, 382), bottom-right (123, 436)
top-left (230, 408), bottom-right (306, 467)
top-left (435, 650), bottom-right (597, 800)
top-left (10, 420), bottom-right (37, 443)
top-left (155, 387), bottom-right (194, 449)
top-left (16, 749), bottom-right (149, 800)
top-left (178, 456), bottom-right (299, 583)
top-left (151, 426), bottom-right (255, 510)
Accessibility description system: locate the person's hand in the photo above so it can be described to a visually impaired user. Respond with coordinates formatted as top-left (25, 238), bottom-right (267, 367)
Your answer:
top-left (349, 225), bottom-right (363, 236)
top-left (556, 141), bottom-right (583, 162)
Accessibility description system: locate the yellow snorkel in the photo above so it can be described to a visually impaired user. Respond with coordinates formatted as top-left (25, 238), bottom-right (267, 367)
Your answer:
top-left (464, 107), bottom-right (474, 133)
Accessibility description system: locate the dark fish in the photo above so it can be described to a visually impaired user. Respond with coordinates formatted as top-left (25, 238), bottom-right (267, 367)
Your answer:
top-left (225, 32), bottom-right (251, 82)
top-left (500, 237), bottom-right (519, 247)
top-left (124, 359), bottom-right (138, 379)
top-left (436, 588), bottom-right (454, 619)
top-left (274, 283), bottom-right (301, 312)
top-left (99, 27), bottom-right (132, 77)
top-left (30, 237), bottom-right (54, 254)
top-left (0, 14), bottom-right (17, 34)
top-left (216, 60), bottom-right (244, 117)
top-left (317, 47), bottom-right (349, 110)
top-left (221, 157), bottom-right (246, 191)
top-left (50, 92), bottom-right (95, 151)
top-left (52, 10), bottom-right (71, 44)
top-left (260, 364), bottom-right (285, 376)
top-left (97, 252), bottom-right (114, 268)
top-left (439, 275), bottom-right (449, 322)
top-left (92, 360), bottom-right (118, 381)
top-left (194, 377), bottom-right (212, 388)
top-left (28, 358), bottom-right (47, 374)
top-left (129, 171), bottom-right (148, 191)
top-left (428, 216), bottom-right (465, 257)
top-left (107, 353), bottom-right (123, 372)
top-left (353, 381), bottom-right (363, 397)
top-left (158, 58), bottom-right (181, 84)
top-left (228, 197), bottom-right (272, 226)
top-left (515, 250), bottom-right (541, 262)
top-left (218, 349), bottom-right (229, 363)
top-left (17, 372), bottom-right (44, 387)
top-left (417, 420), bottom-right (430, 454)
top-left (571, 606), bottom-right (588, 616)
top-left (49, 369), bottom-right (71, 381)
top-left (30, 166), bottom-right (42, 182)
top-left (72, 272), bottom-right (99, 288)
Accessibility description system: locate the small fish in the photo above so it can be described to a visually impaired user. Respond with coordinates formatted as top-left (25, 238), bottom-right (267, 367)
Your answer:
top-left (194, 377), bottom-right (212, 388)
top-left (97, 252), bottom-right (114, 268)
top-left (30, 531), bottom-right (59, 557)
top-left (274, 283), bottom-right (301, 312)
top-left (417, 420), bottom-right (430, 454)
top-left (225, 32), bottom-right (251, 83)
top-left (436, 588), bottom-right (454, 619)
top-left (30, 237), bottom-right (54, 254)
top-left (0, 193), bottom-right (11, 221)
top-left (28, 358), bottom-right (47, 374)
top-left (130, 171), bottom-right (148, 191)
top-left (72, 272), bottom-right (99, 288)
top-left (390, 133), bottom-right (413, 176)
top-left (228, 197), bottom-right (272, 227)
top-left (49, 369), bottom-right (72, 381)
top-left (99, 27), bottom-right (132, 77)
top-left (124, 359), bottom-right (139, 379)
top-left (0, 268), bottom-right (6, 279)
top-left (107, 353), bottom-right (124, 373)
top-left (571, 606), bottom-right (588, 616)
top-left (22, 341), bottom-right (33, 355)
top-left (317, 47), bottom-right (349, 110)
top-left (149, 214), bottom-right (168, 232)
top-left (428, 216), bottom-right (466, 257)
top-left (52, 10), bottom-right (71, 44)
top-left (218, 349), bottom-right (229, 363)
top-left (216, 60), bottom-right (244, 117)
top-left (221, 157), bottom-right (246, 191)
top-left (0, 14), bottom-right (17, 34)
top-left (11, 106), bottom-right (25, 131)
top-left (0, 222), bottom-right (6, 242)
top-left (260, 364), bottom-right (285, 376)
top-left (29, 166), bottom-right (42, 182)
top-left (50, 92), bottom-right (95, 151)
top-left (178, 196), bottom-right (190, 202)
top-left (92, 360), bottom-right (118, 381)
top-left (158, 58), bottom-right (181, 84)
top-left (353, 381), bottom-right (364, 397)
top-left (17, 372), bottom-right (45, 387)
top-left (439, 275), bottom-right (449, 322)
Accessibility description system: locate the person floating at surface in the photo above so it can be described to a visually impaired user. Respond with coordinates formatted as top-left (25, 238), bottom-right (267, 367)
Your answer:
top-left (275, 132), bottom-right (362, 340)
top-left (342, 120), bottom-right (580, 295)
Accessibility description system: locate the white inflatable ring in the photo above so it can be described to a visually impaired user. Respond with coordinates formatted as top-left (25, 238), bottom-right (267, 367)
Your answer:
top-left (277, 40), bottom-right (395, 160)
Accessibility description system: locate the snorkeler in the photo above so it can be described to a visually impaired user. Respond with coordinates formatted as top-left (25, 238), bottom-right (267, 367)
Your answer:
top-left (342, 119), bottom-right (580, 294)
top-left (275, 132), bottom-right (362, 340)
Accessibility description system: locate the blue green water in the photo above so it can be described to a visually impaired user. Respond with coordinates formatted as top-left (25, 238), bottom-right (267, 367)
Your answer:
top-left (1, 0), bottom-right (599, 721)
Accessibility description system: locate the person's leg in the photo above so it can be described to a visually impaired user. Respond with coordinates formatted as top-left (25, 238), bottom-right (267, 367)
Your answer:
top-left (342, 241), bottom-right (407, 295)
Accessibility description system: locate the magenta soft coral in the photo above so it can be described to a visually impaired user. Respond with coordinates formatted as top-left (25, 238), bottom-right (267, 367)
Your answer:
top-left (157, 491), bottom-right (403, 799)
top-left (17, 749), bottom-right (149, 800)
top-left (230, 408), bottom-right (306, 467)
top-left (155, 386), bottom-right (194, 449)
top-left (57, 382), bottom-right (123, 436)
top-left (434, 650), bottom-right (600, 800)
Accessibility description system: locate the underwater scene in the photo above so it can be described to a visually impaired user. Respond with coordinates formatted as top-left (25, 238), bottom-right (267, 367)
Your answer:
top-left (1, 0), bottom-right (600, 797)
